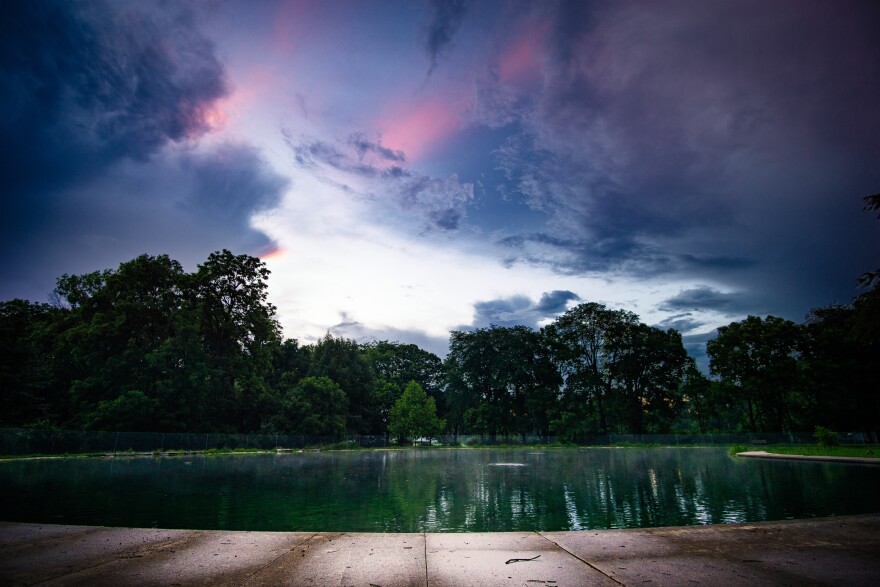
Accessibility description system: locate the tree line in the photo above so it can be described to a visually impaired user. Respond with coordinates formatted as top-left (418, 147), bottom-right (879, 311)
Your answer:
top-left (1, 232), bottom-right (877, 441)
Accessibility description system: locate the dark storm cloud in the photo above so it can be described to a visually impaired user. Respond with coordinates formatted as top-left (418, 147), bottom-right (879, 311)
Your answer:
top-left (423, 0), bottom-right (468, 77)
top-left (653, 313), bottom-right (706, 335)
top-left (659, 287), bottom-right (755, 316)
top-left (498, 231), bottom-right (753, 280)
top-left (468, 290), bottom-right (579, 330)
top-left (182, 143), bottom-right (289, 243)
top-left (0, 141), bottom-right (290, 303)
top-left (0, 0), bottom-right (228, 202)
top-left (0, 1), bottom-right (290, 302)
top-left (483, 0), bottom-right (880, 322)
top-left (498, 232), bottom-right (649, 274)
top-left (535, 290), bottom-right (581, 314)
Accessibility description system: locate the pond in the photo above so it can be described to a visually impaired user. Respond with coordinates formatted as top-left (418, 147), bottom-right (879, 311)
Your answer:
top-left (1, 448), bottom-right (878, 532)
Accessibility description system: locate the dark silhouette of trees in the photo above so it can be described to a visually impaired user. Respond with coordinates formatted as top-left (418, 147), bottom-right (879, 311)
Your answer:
top-left (1, 212), bottom-right (877, 439)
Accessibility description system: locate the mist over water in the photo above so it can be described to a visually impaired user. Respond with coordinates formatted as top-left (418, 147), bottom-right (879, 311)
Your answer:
top-left (1, 448), bottom-right (878, 532)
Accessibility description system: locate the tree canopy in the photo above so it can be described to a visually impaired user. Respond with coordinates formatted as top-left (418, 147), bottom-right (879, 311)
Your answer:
top-left (388, 381), bottom-right (445, 443)
top-left (1, 237), bottom-right (877, 440)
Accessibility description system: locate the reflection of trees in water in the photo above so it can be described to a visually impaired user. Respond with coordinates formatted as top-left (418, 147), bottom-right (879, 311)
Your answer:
top-left (409, 449), bottom-right (880, 531)
top-left (1, 449), bottom-right (879, 531)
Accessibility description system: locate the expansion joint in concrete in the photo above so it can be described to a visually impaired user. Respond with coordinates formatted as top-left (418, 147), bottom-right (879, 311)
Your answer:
top-left (422, 531), bottom-right (429, 587)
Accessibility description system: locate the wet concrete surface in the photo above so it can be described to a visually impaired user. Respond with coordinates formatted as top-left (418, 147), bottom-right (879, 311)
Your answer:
top-left (1, 514), bottom-right (878, 586)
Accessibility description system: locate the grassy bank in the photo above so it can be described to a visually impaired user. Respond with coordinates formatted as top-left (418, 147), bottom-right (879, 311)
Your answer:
top-left (760, 445), bottom-right (879, 458)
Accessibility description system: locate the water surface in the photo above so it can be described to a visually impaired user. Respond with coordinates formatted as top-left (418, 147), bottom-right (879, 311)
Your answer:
top-left (1, 448), bottom-right (877, 532)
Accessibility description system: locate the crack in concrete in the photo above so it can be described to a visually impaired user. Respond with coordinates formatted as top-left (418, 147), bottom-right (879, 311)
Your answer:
top-left (536, 531), bottom-right (625, 586)
top-left (233, 532), bottom-right (320, 586)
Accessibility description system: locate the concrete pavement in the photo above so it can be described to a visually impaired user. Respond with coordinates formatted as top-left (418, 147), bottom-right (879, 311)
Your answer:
top-left (1, 514), bottom-right (879, 586)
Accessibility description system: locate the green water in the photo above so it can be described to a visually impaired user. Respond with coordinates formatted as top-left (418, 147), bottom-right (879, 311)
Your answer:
top-left (1, 448), bottom-right (878, 532)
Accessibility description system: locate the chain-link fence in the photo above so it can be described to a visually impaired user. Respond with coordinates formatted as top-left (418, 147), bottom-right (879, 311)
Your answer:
top-left (1, 428), bottom-right (874, 456)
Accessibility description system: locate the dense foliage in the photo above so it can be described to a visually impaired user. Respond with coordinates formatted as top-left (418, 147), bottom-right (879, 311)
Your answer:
top-left (2, 245), bottom-right (878, 439)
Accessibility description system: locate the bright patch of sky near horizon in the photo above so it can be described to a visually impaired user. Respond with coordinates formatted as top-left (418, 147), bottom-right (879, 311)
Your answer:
top-left (2, 0), bottom-right (878, 366)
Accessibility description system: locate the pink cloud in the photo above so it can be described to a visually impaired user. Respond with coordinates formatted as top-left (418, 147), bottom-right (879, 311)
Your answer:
top-left (258, 245), bottom-right (286, 261)
top-left (378, 98), bottom-right (463, 162)
top-left (498, 19), bottom-right (550, 85)
top-left (271, 1), bottom-right (315, 57)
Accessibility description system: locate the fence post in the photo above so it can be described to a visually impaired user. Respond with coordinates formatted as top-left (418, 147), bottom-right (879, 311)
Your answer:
top-left (112, 431), bottom-right (119, 454)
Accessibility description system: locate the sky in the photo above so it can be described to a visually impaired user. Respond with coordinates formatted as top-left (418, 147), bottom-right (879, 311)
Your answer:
top-left (2, 0), bottom-right (879, 367)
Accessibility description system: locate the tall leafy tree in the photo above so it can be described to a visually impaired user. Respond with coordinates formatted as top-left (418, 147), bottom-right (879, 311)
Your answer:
top-left (707, 315), bottom-right (802, 432)
top-left (193, 250), bottom-right (281, 431)
top-left (802, 296), bottom-right (880, 438)
top-left (364, 341), bottom-right (443, 398)
top-left (32, 251), bottom-right (282, 432)
top-left (609, 323), bottom-right (689, 434)
top-left (51, 255), bottom-right (189, 428)
top-left (308, 334), bottom-right (376, 433)
top-left (363, 341), bottom-right (444, 436)
top-left (388, 381), bottom-right (444, 443)
top-left (544, 303), bottom-right (638, 435)
top-left (267, 375), bottom-right (348, 437)
top-left (445, 325), bottom-right (559, 440)
top-left (678, 360), bottom-right (739, 433)
top-left (0, 299), bottom-right (60, 426)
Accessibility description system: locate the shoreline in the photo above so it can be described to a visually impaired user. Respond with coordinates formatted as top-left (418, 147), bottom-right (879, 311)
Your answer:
top-left (736, 450), bottom-right (880, 465)
top-left (2, 515), bottom-right (879, 585)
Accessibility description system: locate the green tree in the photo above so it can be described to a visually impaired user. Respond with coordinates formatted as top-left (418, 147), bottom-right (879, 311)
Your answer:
top-left (363, 340), bottom-right (444, 434)
top-left (35, 251), bottom-right (281, 433)
top-left (802, 296), bottom-right (880, 438)
top-left (363, 341), bottom-right (444, 396)
top-left (308, 334), bottom-right (376, 433)
top-left (444, 326), bottom-right (559, 440)
top-left (608, 323), bottom-right (689, 434)
top-left (707, 315), bottom-right (802, 432)
top-left (0, 299), bottom-right (60, 426)
top-left (285, 376), bottom-right (348, 437)
top-left (544, 302), bottom-right (638, 435)
top-left (51, 255), bottom-right (190, 429)
top-left (388, 381), bottom-right (445, 443)
top-left (678, 360), bottom-right (735, 433)
top-left (193, 250), bottom-right (281, 431)
top-left (444, 327), bottom-right (512, 439)
top-left (85, 390), bottom-right (160, 432)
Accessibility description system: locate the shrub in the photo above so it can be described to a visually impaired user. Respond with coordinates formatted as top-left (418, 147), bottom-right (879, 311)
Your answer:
top-left (814, 426), bottom-right (839, 448)
top-left (323, 439), bottom-right (360, 450)
top-left (728, 444), bottom-right (749, 456)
